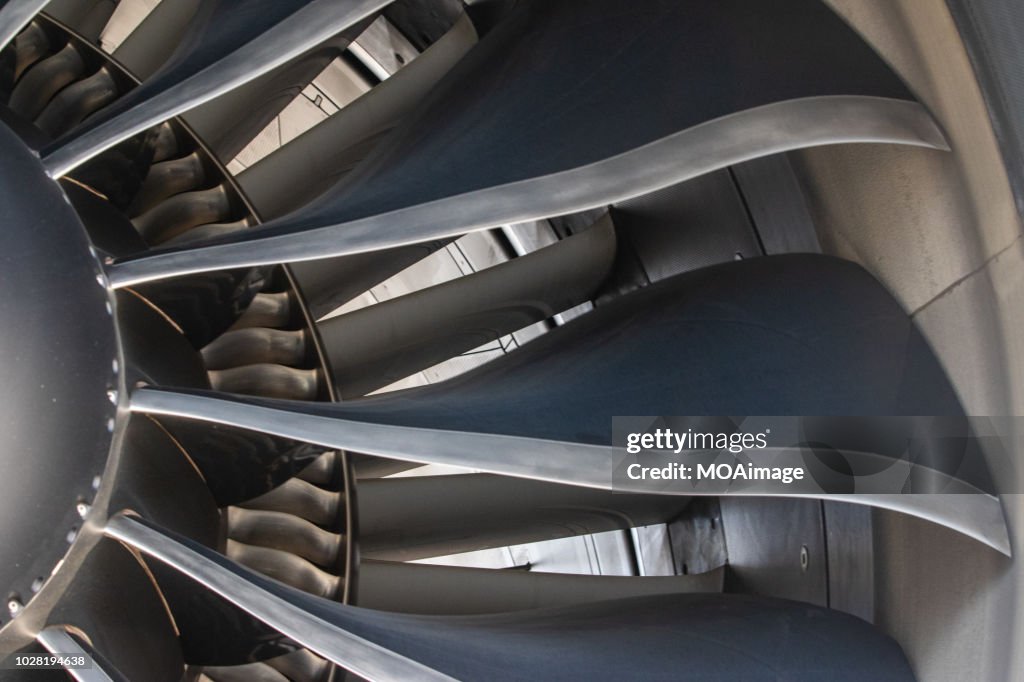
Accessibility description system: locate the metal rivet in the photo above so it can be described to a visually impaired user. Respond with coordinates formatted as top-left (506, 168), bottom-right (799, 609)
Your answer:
top-left (7, 600), bottom-right (21, 616)
top-left (107, 389), bottom-right (118, 404)
top-left (799, 545), bottom-right (810, 572)
top-left (76, 502), bottom-right (91, 519)
top-left (66, 527), bottom-right (78, 543)
top-left (106, 418), bottom-right (115, 433)
top-left (91, 475), bottom-right (101, 490)
top-left (30, 578), bottom-right (43, 593)
top-left (112, 359), bottom-right (119, 374)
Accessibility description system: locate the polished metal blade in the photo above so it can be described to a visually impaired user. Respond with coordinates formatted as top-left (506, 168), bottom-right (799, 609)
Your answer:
top-left (104, 515), bottom-right (455, 682)
top-left (0, 0), bottom-right (49, 52)
top-left (108, 96), bottom-right (946, 288)
top-left (42, 0), bottom-right (391, 177)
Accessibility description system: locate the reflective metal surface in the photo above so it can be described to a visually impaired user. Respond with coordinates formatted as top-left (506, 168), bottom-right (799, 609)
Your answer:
top-left (0, 120), bottom-right (118, 611)
top-left (42, 0), bottom-right (391, 177)
top-left (108, 96), bottom-right (946, 287)
top-left (105, 515), bottom-right (454, 682)
top-left (0, 0), bottom-right (50, 51)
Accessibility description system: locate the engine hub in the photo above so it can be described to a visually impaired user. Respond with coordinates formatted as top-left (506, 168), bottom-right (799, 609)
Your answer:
top-left (0, 121), bottom-right (119, 612)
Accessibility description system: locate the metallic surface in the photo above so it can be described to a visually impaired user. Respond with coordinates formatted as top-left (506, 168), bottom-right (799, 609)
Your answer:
top-left (357, 473), bottom-right (689, 562)
top-left (105, 515), bottom-right (455, 682)
top-left (36, 628), bottom-right (116, 682)
top-left (226, 507), bottom-right (342, 568)
top-left (150, 416), bottom-right (328, 507)
top-left (319, 216), bottom-right (615, 397)
top-left (132, 184), bottom-right (233, 244)
top-left (236, 13), bottom-right (477, 219)
top-left (109, 96), bottom-right (947, 287)
top-left (238, 478), bottom-right (341, 528)
top-left (202, 327), bottom-right (308, 370)
top-left (130, 253), bottom-right (1009, 555)
top-left (106, 515), bottom-right (916, 682)
top-left (208, 364), bottom-right (320, 401)
top-left (0, 120), bottom-right (117, 610)
top-left (0, 0), bottom-right (50, 52)
top-left (357, 560), bottom-right (723, 615)
top-left (131, 386), bottom-right (1010, 554)
top-left (787, 0), bottom-right (1024, 677)
top-left (42, 0), bottom-right (392, 177)
top-left (128, 151), bottom-right (207, 216)
top-left (227, 540), bottom-right (341, 599)
top-left (719, 498), bottom-right (828, 606)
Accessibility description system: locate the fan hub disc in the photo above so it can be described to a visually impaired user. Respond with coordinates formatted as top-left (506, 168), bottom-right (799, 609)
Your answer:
top-left (0, 122), bottom-right (119, 608)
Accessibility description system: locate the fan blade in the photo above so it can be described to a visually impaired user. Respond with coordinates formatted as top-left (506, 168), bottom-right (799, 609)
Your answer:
top-left (109, 97), bottom-right (943, 288)
top-left (111, 0), bottom-right (200, 80)
top-left (104, 515), bottom-right (455, 682)
top-left (106, 515), bottom-right (916, 682)
top-left (291, 241), bottom-right (453, 320)
top-left (148, 416), bottom-right (330, 508)
top-left (357, 561), bottom-right (723, 615)
top-left (129, 254), bottom-right (1009, 553)
top-left (34, 65), bottom-right (119, 138)
top-left (36, 537), bottom-right (186, 682)
top-left (357, 473), bottom-right (688, 561)
top-left (0, 0), bottom-right (49, 52)
top-left (106, 0), bottom-right (948, 288)
top-left (235, 14), bottom-right (477, 316)
top-left (36, 628), bottom-right (120, 682)
top-left (235, 12), bottom-right (477, 220)
top-left (135, 385), bottom-right (1008, 552)
top-left (41, 0), bottom-right (391, 177)
top-left (320, 214), bottom-right (615, 398)
top-left (182, 22), bottom-right (371, 164)
top-left (42, 0), bottom-right (114, 43)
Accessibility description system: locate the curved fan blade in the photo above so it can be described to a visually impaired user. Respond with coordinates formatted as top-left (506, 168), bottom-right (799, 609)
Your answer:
top-left (109, 97), bottom-right (944, 288)
top-left (106, 0), bottom-right (949, 288)
top-left (110, 0), bottom-right (200, 80)
top-left (38, 537), bottom-right (185, 682)
top-left (357, 473), bottom-right (688, 561)
top-left (150, 417), bottom-right (330, 508)
top-left (36, 628), bottom-right (121, 682)
top-left (129, 254), bottom-right (1010, 553)
top-left (105, 515), bottom-right (454, 681)
top-left (320, 214), bottom-right (616, 398)
top-left (41, 0), bottom-right (115, 42)
top-left (234, 13), bottom-right (479, 315)
top-left (181, 24), bottom-right (368, 163)
top-left (357, 560), bottom-right (724, 615)
top-left (0, 0), bottom-right (49, 51)
top-left (235, 12), bottom-right (478, 219)
top-left (107, 515), bottom-right (916, 682)
top-left (41, 0), bottom-right (391, 177)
